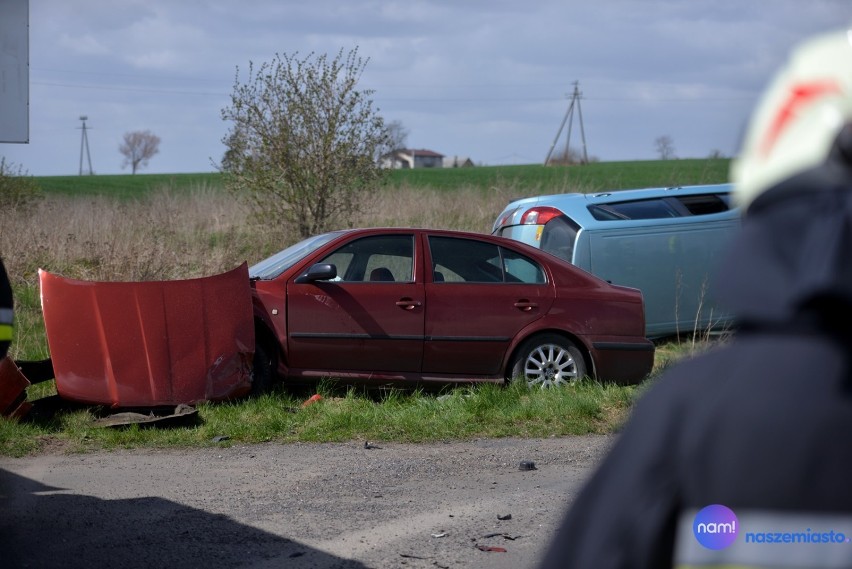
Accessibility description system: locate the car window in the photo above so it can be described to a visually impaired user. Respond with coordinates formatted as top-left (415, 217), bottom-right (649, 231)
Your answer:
top-left (587, 193), bottom-right (732, 221)
top-left (249, 231), bottom-right (345, 279)
top-left (677, 193), bottom-right (729, 215)
top-left (502, 249), bottom-right (546, 284)
top-left (319, 235), bottom-right (414, 282)
top-left (589, 198), bottom-right (680, 220)
top-left (428, 236), bottom-right (545, 284)
top-left (541, 216), bottom-right (580, 263)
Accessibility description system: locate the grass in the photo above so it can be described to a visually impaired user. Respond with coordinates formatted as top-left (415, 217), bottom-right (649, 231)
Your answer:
top-left (34, 172), bottom-right (224, 199)
top-left (385, 158), bottom-right (730, 193)
top-left (0, 158), bottom-right (729, 456)
top-left (31, 158), bottom-right (730, 199)
top-left (0, 380), bottom-right (639, 457)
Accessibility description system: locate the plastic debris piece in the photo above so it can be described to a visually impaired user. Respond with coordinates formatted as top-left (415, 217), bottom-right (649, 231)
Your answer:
top-left (364, 441), bottom-right (382, 449)
top-left (91, 404), bottom-right (198, 428)
top-left (431, 532), bottom-right (447, 538)
top-left (476, 545), bottom-right (507, 553)
top-left (302, 394), bottom-right (322, 407)
top-left (497, 513), bottom-right (512, 520)
top-left (519, 460), bottom-right (537, 471)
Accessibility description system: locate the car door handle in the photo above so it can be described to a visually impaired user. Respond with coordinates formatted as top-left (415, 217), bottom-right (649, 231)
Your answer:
top-left (396, 298), bottom-right (422, 310)
top-left (514, 300), bottom-right (538, 311)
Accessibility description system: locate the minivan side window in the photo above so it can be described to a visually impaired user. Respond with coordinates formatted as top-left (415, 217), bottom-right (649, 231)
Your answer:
top-left (677, 194), bottom-right (729, 215)
top-left (589, 199), bottom-right (679, 220)
top-left (588, 193), bottom-right (732, 221)
top-left (541, 216), bottom-right (581, 263)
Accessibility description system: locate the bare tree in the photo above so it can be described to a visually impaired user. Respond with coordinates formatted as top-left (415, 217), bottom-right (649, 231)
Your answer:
top-left (221, 48), bottom-right (391, 238)
top-left (119, 130), bottom-right (161, 174)
top-left (655, 135), bottom-right (675, 160)
top-left (386, 120), bottom-right (409, 152)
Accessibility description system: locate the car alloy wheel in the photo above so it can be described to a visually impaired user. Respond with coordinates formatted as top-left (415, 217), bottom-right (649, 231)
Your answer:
top-left (511, 334), bottom-right (587, 388)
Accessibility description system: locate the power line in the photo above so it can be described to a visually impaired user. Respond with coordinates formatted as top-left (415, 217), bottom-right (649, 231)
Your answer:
top-left (545, 81), bottom-right (588, 166)
top-left (78, 116), bottom-right (93, 176)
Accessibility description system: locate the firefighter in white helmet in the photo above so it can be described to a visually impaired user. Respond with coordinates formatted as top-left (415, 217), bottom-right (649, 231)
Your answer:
top-left (539, 28), bottom-right (852, 569)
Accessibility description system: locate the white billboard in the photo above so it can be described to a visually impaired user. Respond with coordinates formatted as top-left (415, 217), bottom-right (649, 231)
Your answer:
top-left (0, 0), bottom-right (29, 143)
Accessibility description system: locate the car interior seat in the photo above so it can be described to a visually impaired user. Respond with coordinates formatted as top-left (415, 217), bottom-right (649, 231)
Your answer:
top-left (369, 267), bottom-right (395, 282)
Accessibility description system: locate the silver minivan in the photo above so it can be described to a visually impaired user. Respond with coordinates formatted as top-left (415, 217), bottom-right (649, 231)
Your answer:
top-left (492, 184), bottom-right (739, 338)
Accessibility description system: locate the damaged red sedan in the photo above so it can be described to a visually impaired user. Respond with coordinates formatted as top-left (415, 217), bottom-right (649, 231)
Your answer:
top-left (249, 228), bottom-right (654, 389)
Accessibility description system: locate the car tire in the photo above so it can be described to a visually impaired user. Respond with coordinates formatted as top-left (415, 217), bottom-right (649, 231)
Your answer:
top-left (509, 334), bottom-right (587, 388)
top-left (251, 339), bottom-right (278, 395)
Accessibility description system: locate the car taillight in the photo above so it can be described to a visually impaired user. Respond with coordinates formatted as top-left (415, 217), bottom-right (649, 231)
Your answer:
top-left (520, 206), bottom-right (563, 225)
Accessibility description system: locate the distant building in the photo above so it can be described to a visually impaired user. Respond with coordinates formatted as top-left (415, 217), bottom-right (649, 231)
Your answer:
top-left (382, 148), bottom-right (445, 169)
top-left (442, 155), bottom-right (474, 168)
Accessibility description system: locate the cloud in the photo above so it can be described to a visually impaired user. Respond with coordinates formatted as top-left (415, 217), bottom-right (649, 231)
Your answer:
top-left (2, 0), bottom-right (849, 174)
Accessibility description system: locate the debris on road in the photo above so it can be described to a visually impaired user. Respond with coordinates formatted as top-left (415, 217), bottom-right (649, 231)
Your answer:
top-left (91, 404), bottom-right (199, 428)
top-left (475, 544), bottom-right (507, 553)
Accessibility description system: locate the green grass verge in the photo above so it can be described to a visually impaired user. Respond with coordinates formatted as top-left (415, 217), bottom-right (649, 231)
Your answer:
top-left (0, 380), bottom-right (637, 457)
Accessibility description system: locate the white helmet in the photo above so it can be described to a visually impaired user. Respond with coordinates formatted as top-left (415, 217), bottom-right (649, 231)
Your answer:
top-left (732, 29), bottom-right (852, 209)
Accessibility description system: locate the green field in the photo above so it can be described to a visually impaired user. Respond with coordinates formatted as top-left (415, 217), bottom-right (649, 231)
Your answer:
top-left (33, 172), bottom-right (224, 198)
top-left (32, 158), bottom-right (731, 197)
top-left (385, 158), bottom-right (730, 192)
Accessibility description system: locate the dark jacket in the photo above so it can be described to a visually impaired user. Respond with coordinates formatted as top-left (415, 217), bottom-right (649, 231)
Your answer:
top-left (538, 166), bottom-right (852, 569)
top-left (0, 259), bottom-right (12, 360)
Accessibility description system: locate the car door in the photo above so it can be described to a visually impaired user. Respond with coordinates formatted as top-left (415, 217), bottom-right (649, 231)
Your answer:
top-left (286, 233), bottom-right (425, 374)
top-left (422, 235), bottom-right (555, 376)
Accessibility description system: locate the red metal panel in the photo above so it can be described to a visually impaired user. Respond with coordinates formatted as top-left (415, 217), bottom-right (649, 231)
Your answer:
top-left (39, 264), bottom-right (254, 407)
top-left (0, 357), bottom-right (31, 418)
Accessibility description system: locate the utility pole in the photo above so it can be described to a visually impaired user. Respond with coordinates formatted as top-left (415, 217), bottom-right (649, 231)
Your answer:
top-left (78, 115), bottom-right (93, 175)
top-left (544, 81), bottom-right (588, 165)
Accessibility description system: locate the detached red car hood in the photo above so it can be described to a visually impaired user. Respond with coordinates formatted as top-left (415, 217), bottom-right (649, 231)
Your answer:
top-left (39, 264), bottom-right (254, 407)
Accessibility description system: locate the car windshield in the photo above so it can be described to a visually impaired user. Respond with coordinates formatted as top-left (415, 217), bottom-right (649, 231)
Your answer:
top-left (249, 231), bottom-right (346, 279)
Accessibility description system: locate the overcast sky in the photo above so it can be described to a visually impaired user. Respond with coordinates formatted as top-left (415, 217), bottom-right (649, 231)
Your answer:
top-left (1, 0), bottom-right (849, 176)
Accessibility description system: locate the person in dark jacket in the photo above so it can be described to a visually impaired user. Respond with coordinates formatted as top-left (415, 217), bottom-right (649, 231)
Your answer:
top-left (539, 28), bottom-right (852, 569)
top-left (0, 258), bottom-right (12, 360)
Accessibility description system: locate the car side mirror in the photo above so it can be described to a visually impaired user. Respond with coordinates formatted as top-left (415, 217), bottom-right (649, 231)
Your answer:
top-left (295, 263), bottom-right (338, 284)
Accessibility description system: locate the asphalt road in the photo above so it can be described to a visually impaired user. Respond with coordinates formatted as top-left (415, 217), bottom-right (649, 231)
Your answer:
top-left (0, 435), bottom-right (613, 569)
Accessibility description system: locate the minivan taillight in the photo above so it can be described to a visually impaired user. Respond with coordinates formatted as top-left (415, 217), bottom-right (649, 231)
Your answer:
top-left (520, 206), bottom-right (564, 225)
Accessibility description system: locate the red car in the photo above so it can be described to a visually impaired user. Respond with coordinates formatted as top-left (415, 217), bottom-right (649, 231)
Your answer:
top-left (249, 228), bottom-right (654, 389)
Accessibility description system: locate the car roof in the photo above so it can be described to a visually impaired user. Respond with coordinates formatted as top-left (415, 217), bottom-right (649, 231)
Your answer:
top-left (499, 183), bottom-right (736, 228)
